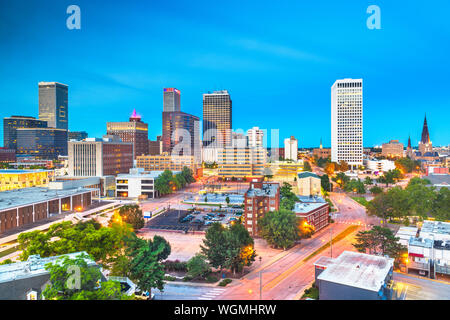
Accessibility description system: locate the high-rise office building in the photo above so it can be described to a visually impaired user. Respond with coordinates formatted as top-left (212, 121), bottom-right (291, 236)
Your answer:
top-left (16, 128), bottom-right (68, 159)
top-left (107, 109), bottom-right (149, 159)
top-left (163, 88), bottom-right (181, 112)
top-left (162, 111), bottom-right (200, 162)
top-left (203, 90), bottom-right (232, 147)
top-left (38, 82), bottom-right (69, 130)
top-left (68, 136), bottom-right (133, 177)
top-left (284, 136), bottom-right (298, 161)
top-left (247, 127), bottom-right (264, 148)
top-left (331, 79), bottom-right (363, 167)
top-left (3, 116), bottom-right (47, 150)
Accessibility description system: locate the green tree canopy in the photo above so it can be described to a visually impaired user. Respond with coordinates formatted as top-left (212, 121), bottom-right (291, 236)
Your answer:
top-left (117, 205), bottom-right (145, 230)
top-left (258, 209), bottom-right (301, 250)
top-left (187, 254), bottom-right (211, 279)
top-left (353, 226), bottom-right (406, 261)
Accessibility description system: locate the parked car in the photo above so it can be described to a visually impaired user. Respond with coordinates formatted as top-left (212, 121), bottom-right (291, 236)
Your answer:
top-left (204, 221), bottom-right (213, 226)
top-left (218, 213), bottom-right (226, 217)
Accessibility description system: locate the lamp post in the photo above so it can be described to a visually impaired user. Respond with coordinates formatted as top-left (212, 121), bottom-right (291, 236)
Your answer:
top-left (259, 256), bottom-right (262, 300)
top-left (330, 225), bottom-right (333, 258)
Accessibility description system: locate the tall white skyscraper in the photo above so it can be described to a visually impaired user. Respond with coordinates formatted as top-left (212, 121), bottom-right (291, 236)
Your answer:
top-left (247, 127), bottom-right (264, 148)
top-left (284, 136), bottom-right (298, 161)
top-left (331, 78), bottom-right (363, 167)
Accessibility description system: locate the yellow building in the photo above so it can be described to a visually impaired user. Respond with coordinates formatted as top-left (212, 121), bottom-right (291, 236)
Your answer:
top-left (265, 161), bottom-right (304, 182)
top-left (0, 169), bottom-right (54, 192)
top-left (136, 154), bottom-right (198, 172)
top-left (297, 172), bottom-right (321, 196)
top-left (218, 147), bottom-right (266, 179)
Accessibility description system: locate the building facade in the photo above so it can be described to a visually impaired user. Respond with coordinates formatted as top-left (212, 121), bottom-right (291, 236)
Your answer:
top-left (293, 200), bottom-right (329, 232)
top-left (284, 136), bottom-right (298, 161)
top-left (68, 137), bottom-right (133, 177)
top-left (136, 154), bottom-right (198, 173)
top-left (116, 168), bottom-right (166, 199)
top-left (38, 82), bottom-right (68, 130)
top-left (217, 147), bottom-right (267, 179)
top-left (163, 88), bottom-right (181, 112)
top-left (247, 127), bottom-right (264, 148)
top-left (0, 148), bottom-right (16, 163)
top-left (0, 169), bottom-right (54, 192)
top-left (382, 140), bottom-right (404, 158)
top-left (244, 180), bottom-right (280, 236)
top-left (203, 90), bottom-right (232, 148)
top-left (16, 128), bottom-right (68, 159)
top-left (148, 136), bottom-right (162, 155)
top-left (106, 110), bottom-right (149, 159)
top-left (3, 116), bottom-right (47, 150)
top-left (331, 79), bottom-right (363, 167)
top-left (297, 171), bottom-right (321, 196)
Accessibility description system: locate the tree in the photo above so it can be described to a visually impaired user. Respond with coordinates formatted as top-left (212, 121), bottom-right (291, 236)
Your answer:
top-left (432, 188), bottom-right (450, 221)
top-left (117, 205), bottom-right (145, 230)
top-left (126, 234), bottom-right (169, 297)
top-left (225, 196), bottom-right (230, 205)
top-left (303, 161), bottom-right (312, 172)
top-left (344, 179), bottom-right (365, 194)
top-left (324, 162), bottom-right (335, 175)
top-left (258, 209), bottom-right (301, 250)
top-left (18, 220), bottom-right (127, 263)
top-left (200, 223), bottom-right (255, 274)
top-left (154, 170), bottom-right (176, 195)
top-left (353, 226), bottom-right (406, 261)
top-left (41, 254), bottom-right (130, 300)
top-left (187, 254), bottom-right (211, 279)
top-left (369, 186), bottom-right (383, 195)
top-left (280, 182), bottom-right (298, 211)
top-left (332, 172), bottom-right (349, 188)
top-left (181, 166), bottom-right (195, 184)
top-left (338, 161), bottom-right (349, 172)
top-left (363, 176), bottom-right (373, 186)
top-left (320, 174), bottom-right (332, 192)
top-left (395, 158), bottom-right (421, 174)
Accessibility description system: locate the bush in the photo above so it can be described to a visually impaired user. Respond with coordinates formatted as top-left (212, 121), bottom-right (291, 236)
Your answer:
top-left (205, 274), bottom-right (219, 283)
top-left (164, 275), bottom-right (176, 281)
top-left (164, 260), bottom-right (188, 272)
top-left (183, 275), bottom-right (193, 282)
top-left (218, 278), bottom-right (232, 287)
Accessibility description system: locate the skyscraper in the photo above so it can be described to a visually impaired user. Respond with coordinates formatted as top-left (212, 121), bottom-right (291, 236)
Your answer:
top-left (203, 90), bottom-right (232, 147)
top-left (38, 82), bottom-right (69, 130)
top-left (284, 136), bottom-right (298, 161)
top-left (163, 88), bottom-right (181, 112)
top-left (3, 116), bottom-right (47, 149)
top-left (16, 127), bottom-right (68, 159)
top-left (106, 109), bottom-right (149, 159)
top-left (331, 79), bottom-right (363, 167)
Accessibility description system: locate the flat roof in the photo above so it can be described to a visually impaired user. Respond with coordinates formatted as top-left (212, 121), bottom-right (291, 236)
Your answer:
top-left (0, 169), bottom-right (50, 174)
top-left (314, 256), bottom-right (334, 268)
top-left (293, 202), bottom-right (326, 214)
top-left (297, 195), bottom-right (326, 203)
top-left (317, 251), bottom-right (393, 292)
top-left (0, 187), bottom-right (93, 211)
top-left (246, 183), bottom-right (279, 197)
top-left (0, 252), bottom-right (95, 283)
top-left (420, 220), bottom-right (450, 236)
top-left (116, 170), bottom-right (180, 179)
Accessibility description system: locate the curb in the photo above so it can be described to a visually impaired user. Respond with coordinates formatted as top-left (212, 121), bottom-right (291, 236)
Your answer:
top-left (292, 280), bottom-right (315, 300)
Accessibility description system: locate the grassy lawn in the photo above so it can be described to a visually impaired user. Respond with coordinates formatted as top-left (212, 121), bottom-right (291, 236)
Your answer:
top-left (303, 225), bottom-right (359, 263)
top-left (301, 284), bottom-right (319, 300)
top-left (0, 246), bottom-right (18, 259)
top-left (351, 196), bottom-right (369, 208)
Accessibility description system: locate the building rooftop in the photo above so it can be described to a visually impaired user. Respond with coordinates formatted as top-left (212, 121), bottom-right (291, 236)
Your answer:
top-left (293, 201), bottom-right (327, 214)
top-left (317, 251), bottom-right (394, 292)
top-left (0, 169), bottom-right (50, 174)
top-left (297, 171), bottom-right (319, 179)
top-left (116, 169), bottom-right (180, 179)
top-left (0, 252), bottom-right (95, 284)
top-left (313, 256), bottom-right (334, 269)
top-left (297, 195), bottom-right (326, 203)
top-left (246, 183), bottom-right (279, 197)
top-left (0, 187), bottom-right (94, 211)
top-left (420, 220), bottom-right (450, 236)
top-left (409, 237), bottom-right (434, 248)
top-left (426, 174), bottom-right (450, 189)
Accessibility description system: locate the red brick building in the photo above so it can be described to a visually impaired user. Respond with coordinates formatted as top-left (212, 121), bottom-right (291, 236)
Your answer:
top-left (293, 200), bottom-right (330, 232)
top-left (244, 180), bottom-right (280, 236)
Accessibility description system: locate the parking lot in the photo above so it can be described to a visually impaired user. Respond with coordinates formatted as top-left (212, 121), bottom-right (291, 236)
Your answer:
top-left (144, 206), bottom-right (243, 232)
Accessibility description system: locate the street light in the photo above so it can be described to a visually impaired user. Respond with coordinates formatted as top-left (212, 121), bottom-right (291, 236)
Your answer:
top-left (259, 256), bottom-right (262, 300)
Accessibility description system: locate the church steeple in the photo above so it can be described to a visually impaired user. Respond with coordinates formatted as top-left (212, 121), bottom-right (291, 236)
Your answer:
top-left (420, 114), bottom-right (430, 144)
top-left (320, 137), bottom-right (323, 149)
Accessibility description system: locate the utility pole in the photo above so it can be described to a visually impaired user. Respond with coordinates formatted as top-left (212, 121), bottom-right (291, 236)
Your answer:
top-left (330, 225), bottom-right (333, 258)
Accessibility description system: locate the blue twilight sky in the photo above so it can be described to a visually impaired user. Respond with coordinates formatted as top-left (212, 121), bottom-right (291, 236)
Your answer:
top-left (0, 0), bottom-right (449, 148)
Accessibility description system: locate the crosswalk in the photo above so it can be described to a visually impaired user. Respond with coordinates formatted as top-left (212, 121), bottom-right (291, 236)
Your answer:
top-left (198, 288), bottom-right (226, 300)
top-left (334, 220), bottom-right (370, 227)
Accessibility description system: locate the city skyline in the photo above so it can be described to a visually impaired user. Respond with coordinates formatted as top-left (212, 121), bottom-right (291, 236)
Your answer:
top-left (0, 1), bottom-right (449, 148)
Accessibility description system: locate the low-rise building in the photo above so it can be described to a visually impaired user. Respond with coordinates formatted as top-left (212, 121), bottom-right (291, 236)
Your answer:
top-left (0, 187), bottom-right (95, 234)
top-left (297, 172), bottom-right (321, 196)
top-left (403, 221), bottom-right (450, 278)
top-left (244, 180), bottom-right (280, 236)
top-left (264, 161), bottom-right (304, 182)
top-left (0, 169), bottom-right (54, 192)
top-left (293, 200), bottom-right (329, 232)
top-left (136, 154), bottom-right (198, 173)
top-left (363, 158), bottom-right (396, 173)
top-left (0, 252), bottom-right (98, 300)
top-left (115, 168), bottom-right (172, 199)
top-left (315, 251), bottom-right (394, 300)
top-left (426, 173), bottom-right (450, 190)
